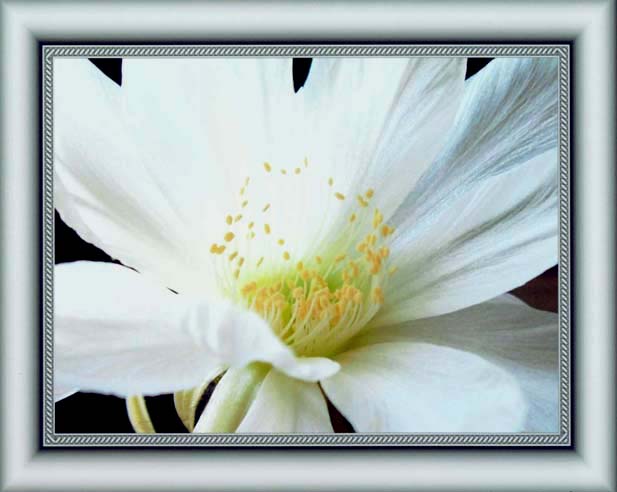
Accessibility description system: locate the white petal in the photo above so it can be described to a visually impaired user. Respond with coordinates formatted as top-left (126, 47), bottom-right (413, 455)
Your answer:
top-left (381, 57), bottom-right (558, 321)
top-left (300, 58), bottom-right (466, 221)
top-left (54, 59), bottom-right (207, 294)
top-left (54, 58), bottom-right (466, 288)
top-left (357, 295), bottom-right (559, 432)
top-left (53, 382), bottom-right (77, 402)
top-left (234, 369), bottom-right (332, 432)
top-left (236, 370), bottom-right (332, 432)
top-left (54, 59), bottom-right (304, 295)
top-left (321, 341), bottom-right (526, 432)
top-left (55, 261), bottom-right (338, 398)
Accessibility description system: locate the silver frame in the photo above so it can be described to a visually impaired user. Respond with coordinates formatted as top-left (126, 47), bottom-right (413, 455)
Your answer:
top-left (1, 0), bottom-right (615, 490)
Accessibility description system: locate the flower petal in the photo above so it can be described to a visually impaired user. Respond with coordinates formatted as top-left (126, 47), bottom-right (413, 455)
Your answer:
top-left (54, 58), bottom-right (209, 294)
top-left (236, 369), bottom-right (333, 432)
top-left (55, 261), bottom-right (338, 398)
top-left (357, 295), bottom-right (559, 431)
top-left (321, 340), bottom-right (526, 432)
top-left (53, 382), bottom-right (77, 402)
top-left (380, 57), bottom-right (559, 322)
top-left (55, 59), bottom-right (305, 295)
top-left (301, 58), bottom-right (466, 220)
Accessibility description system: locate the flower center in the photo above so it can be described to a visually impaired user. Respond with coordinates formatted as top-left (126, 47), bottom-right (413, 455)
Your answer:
top-left (208, 159), bottom-right (397, 357)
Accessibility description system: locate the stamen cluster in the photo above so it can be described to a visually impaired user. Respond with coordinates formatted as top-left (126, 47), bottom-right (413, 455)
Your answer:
top-left (208, 159), bottom-right (397, 356)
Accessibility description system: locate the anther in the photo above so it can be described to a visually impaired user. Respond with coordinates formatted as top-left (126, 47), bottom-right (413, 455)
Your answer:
top-left (283, 251), bottom-right (291, 261)
top-left (335, 192), bottom-right (346, 201)
top-left (224, 232), bottom-right (235, 242)
top-left (263, 162), bottom-right (272, 172)
top-left (264, 224), bottom-right (271, 234)
top-left (372, 287), bottom-right (385, 304)
top-left (225, 215), bottom-right (233, 225)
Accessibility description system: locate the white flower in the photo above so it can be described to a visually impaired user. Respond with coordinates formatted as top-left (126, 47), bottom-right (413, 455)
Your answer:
top-left (54, 57), bottom-right (559, 433)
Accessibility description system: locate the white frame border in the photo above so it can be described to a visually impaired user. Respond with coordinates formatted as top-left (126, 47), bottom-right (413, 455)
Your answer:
top-left (1, 1), bottom-right (615, 490)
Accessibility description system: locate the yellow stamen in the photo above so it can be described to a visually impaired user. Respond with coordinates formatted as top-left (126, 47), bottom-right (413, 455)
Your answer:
top-left (241, 282), bottom-right (257, 295)
top-left (264, 224), bottom-right (271, 234)
top-left (224, 232), bottom-right (235, 242)
top-left (372, 209), bottom-right (383, 229)
top-left (209, 243), bottom-right (226, 255)
top-left (264, 162), bottom-right (272, 172)
top-left (335, 192), bottom-right (345, 201)
top-left (381, 224), bottom-right (395, 237)
top-left (225, 215), bottom-right (233, 225)
top-left (372, 287), bottom-right (385, 304)
top-left (294, 167), bottom-right (301, 175)
top-left (277, 239), bottom-right (285, 246)
top-left (283, 251), bottom-right (291, 261)
top-left (262, 203), bottom-right (271, 212)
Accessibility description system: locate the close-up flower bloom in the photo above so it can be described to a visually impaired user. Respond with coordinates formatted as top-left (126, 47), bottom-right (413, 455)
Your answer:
top-left (54, 56), bottom-right (559, 433)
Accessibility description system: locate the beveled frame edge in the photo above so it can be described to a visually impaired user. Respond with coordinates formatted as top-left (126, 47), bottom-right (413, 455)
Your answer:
top-left (1, 1), bottom-right (614, 491)
top-left (39, 43), bottom-right (571, 448)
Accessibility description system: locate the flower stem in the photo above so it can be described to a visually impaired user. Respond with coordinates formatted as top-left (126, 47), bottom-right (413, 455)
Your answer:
top-left (193, 363), bottom-right (270, 433)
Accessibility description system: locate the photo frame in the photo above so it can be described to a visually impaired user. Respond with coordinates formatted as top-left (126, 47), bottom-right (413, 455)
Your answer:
top-left (1, 0), bottom-right (615, 490)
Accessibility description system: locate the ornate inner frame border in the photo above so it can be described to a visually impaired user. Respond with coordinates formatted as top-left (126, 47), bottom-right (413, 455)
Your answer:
top-left (41, 44), bottom-right (571, 447)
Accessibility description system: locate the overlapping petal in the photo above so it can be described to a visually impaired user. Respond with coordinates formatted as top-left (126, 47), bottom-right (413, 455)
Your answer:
top-left (321, 341), bottom-right (526, 432)
top-left (379, 57), bottom-right (559, 323)
top-left (300, 58), bottom-right (467, 221)
top-left (54, 261), bottom-right (338, 399)
top-left (355, 295), bottom-right (559, 431)
top-left (54, 58), bottom-right (466, 288)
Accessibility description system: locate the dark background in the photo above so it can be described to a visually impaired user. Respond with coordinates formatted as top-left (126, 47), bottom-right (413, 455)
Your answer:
top-left (54, 57), bottom-right (557, 433)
